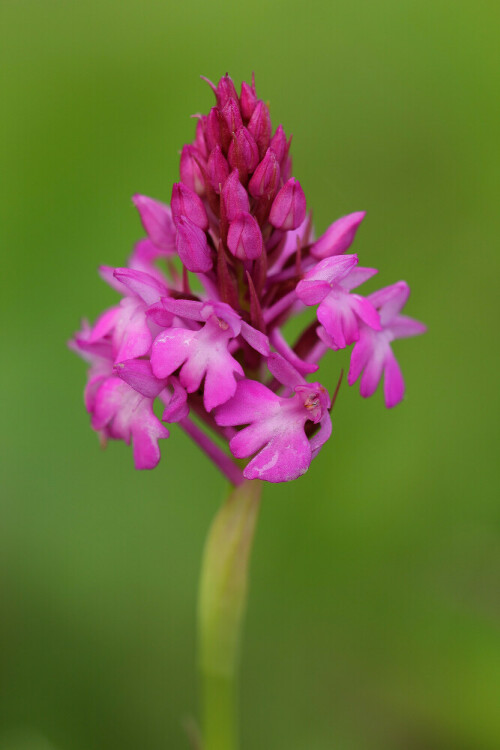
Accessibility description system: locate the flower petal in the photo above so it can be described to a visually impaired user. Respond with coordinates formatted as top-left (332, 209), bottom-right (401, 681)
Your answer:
top-left (383, 349), bottom-right (405, 408)
top-left (113, 268), bottom-right (169, 305)
top-left (215, 379), bottom-right (280, 426)
top-left (243, 422), bottom-right (311, 482)
top-left (269, 329), bottom-right (318, 375)
top-left (90, 306), bottom-right (121, 342)
top-left (369, 281), bottom-right (409, 326)
top-left (351, 295), bottom-right (381, 331)
top-left (133, 194), bottom-right (176, 251)
top-left (92, 377), bottom-right (169, 470)
top-left (309, 412), bottom-right (333, 459)
top-left (113, 358), bottom-right (167, 398)
top-left (151, 328), bottom-right (196, 378)
top-left (310, 211), bottom-right (365, 259)
top-left (359, 338), bottom-right (387, 398)
top-left (340, 266), bottom-right (378, 292)
top-left (161, 378), bottom-right (189, 423)
top-left (389, 315), bottom-right (427, 339)
top-left (267, 352), bottom-right (305, 389)
top-left (156, 297), bottom-right (205, 321)
top-left (317, 295), bottom-right (358, 349)
top-left (240, 321), bottom-right (270, 356)
top-left (295, 279), bottom-right (331, 306)
top-left (301, 254), bottom-right (358, 286)
top-left (348, 333), bottom-right (373, 385)
top-left (203, 355), bottom-right (242, 411)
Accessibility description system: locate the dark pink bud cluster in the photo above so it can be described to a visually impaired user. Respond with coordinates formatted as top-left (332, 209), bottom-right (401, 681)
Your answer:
top-left (71, 74), bottom-right (425, 484)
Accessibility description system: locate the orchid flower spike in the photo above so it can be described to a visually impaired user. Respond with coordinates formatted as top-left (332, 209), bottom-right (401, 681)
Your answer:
top-left (71, 73), bottom-right (425, 484)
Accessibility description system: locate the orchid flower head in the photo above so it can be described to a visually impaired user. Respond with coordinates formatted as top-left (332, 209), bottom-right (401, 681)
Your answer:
top-left (70, 73), bottom-right (425, 483)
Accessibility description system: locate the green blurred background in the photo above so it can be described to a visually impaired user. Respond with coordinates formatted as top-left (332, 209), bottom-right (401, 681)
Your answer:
top-left (1, 1), bottom-right (499, 748)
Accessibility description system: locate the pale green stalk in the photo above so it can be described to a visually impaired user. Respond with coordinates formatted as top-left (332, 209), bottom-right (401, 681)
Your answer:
top-left (197, 479), bottom-right (262, 750)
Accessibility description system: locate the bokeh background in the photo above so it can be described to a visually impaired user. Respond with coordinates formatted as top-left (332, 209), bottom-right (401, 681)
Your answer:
top-left (1, 1), bottom-right (499, 748)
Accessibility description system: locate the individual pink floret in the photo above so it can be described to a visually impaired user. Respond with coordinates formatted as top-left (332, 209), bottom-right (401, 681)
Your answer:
top-left (89, 267), bottom-right (170, 364)
top-left (114, 359), bottom-right (189, 423)
top-left (150, 300), bottom-right (269, 412)
top-left (348, 281), bottom-right (427, 407)
top-left (71, 324), bottom-right (170, 470)
top-left (296, 255), bottom-right (381, 349)
top-left (215, 354), bottom-right (331, 482)
top-left (91, 377), bottom-right (169, 469)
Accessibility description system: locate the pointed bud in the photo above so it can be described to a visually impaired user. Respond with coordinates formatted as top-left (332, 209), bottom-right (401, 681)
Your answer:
top-left (269, 178), bottom-right (306, 230)
top-left (180, 145), bottom-right (205, 195)
top-left (132, 194), bottom-right (176, 251)
top-left (310, 211), bottom-right (366, 259)
top-left (240, 80), bottom-right (258, 121)
top-left (207, 145), bottom-right (229, 193)
top-left (248, 148), bottom-right (280, 198)
top-left (221, 98), bottom-right (243, 134)
top-left (171, 183), bottom-right (209, 230)
top-left (269, 124), bottom-right (287, 163)
top-left (221, 170), bottom-right (250, 221)
top-left (216, 74), bottom-right (239, 108)
top-left (194, 118), bottom-right (208, 157)
top-left (228, 127), bottom-right (259, 178)
top-left (227, 212), bottom-right (263, 260)
top-left (248, 101), bottom-right (272, 158)
top-left (174, 216), bottom-right (212, 273)
top-left (281, 153), bottom-right (293, 182)
top-left (205, 107), bottom-right (222, 151)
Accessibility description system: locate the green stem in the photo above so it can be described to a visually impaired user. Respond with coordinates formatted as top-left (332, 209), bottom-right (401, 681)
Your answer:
top-left (198, 479), bottom-right (262, 750)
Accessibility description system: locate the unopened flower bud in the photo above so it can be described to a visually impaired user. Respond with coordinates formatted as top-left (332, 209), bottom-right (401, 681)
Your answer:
top-left (228, 127), bottom-right (259, 178)
top-left (221, 98), bottom-right (243, 134)
top-left (221, 170), bottom-right (250, 221)
top-left (194, 118), bottom-right (208, 157)
top-left (205, 107), bottom-right (222, 152)
top-left (171, 183), bottom-right (209, 230)
top-left (207, 145), bottom-right (229, 193)
top-left (269, 124), bottom-right (287, 163)
top-left (227, 212), bottom-right (263, 260)
top-left (281, 154), bottom-right (293, 182)
top-left (132, 194), bottom-right (176, 250)
top-left (216, 74), bottom-right (239, 108)
top-left (240, 80), bottom-right (257, 121)
top-left (310, 212), bottom-right (366, 259)
top-left (248, 149), bottom-right (280, 198)
top-left (180, 145), bottom-right (205, 195)
top-left (269, 178), bottom-right (306, 230)
top-left (174, 215), bottom-right (212, 272)
top-left (248, 101), bottom-right (272, 158)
